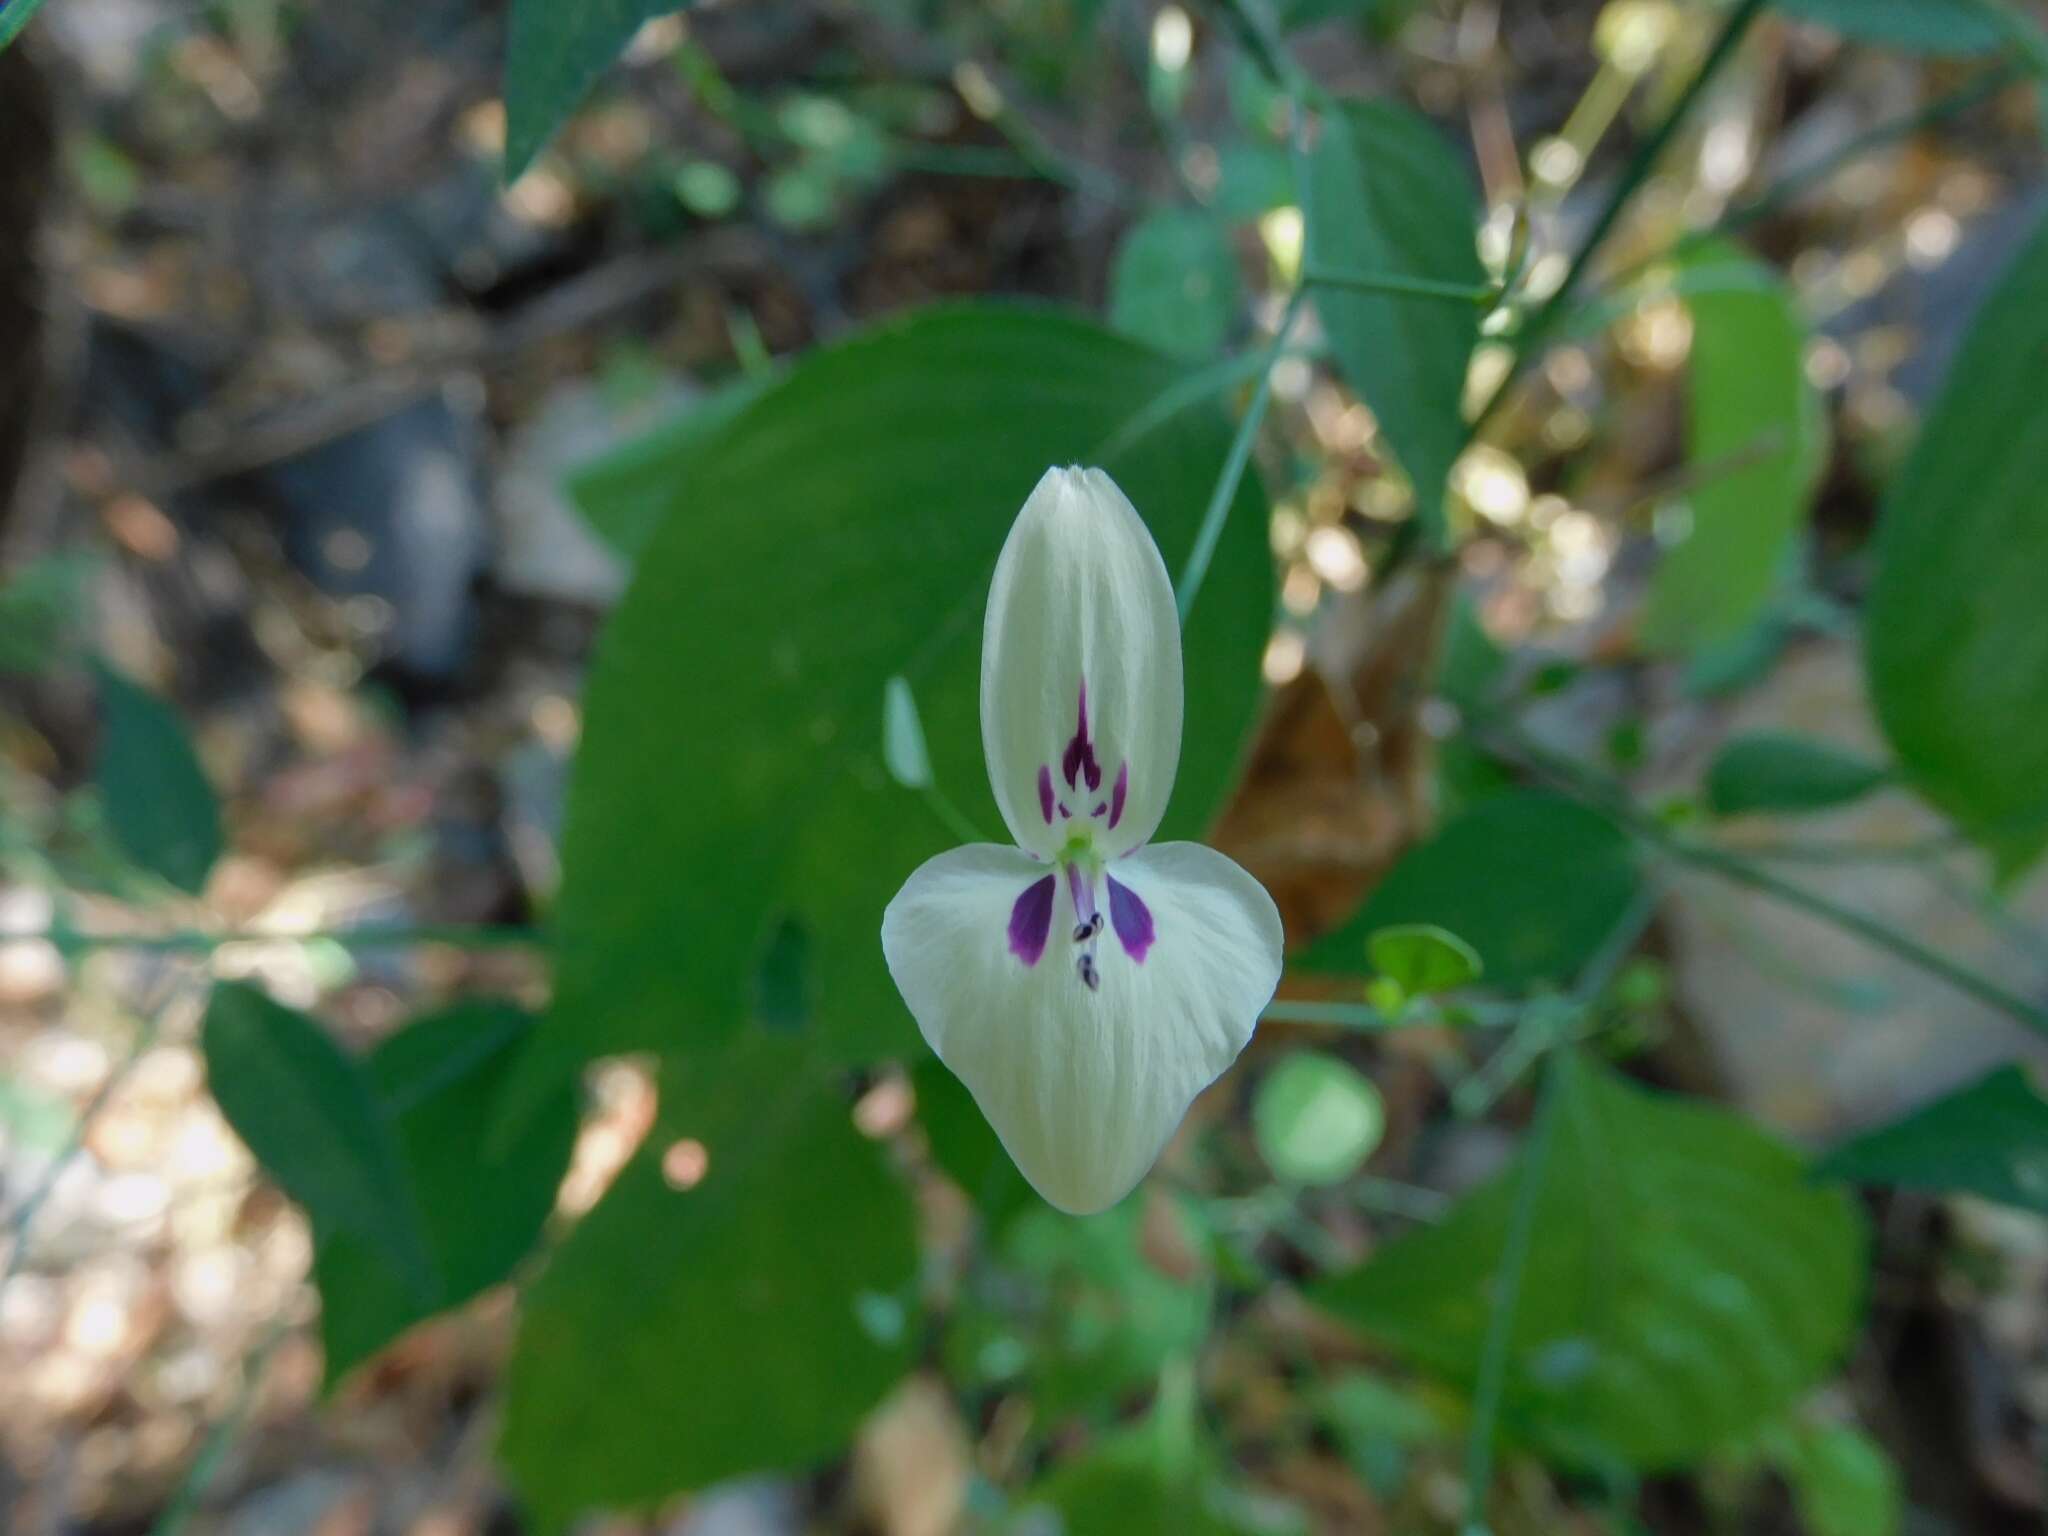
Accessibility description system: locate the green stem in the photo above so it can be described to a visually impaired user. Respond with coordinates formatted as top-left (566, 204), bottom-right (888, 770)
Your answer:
top-left (1462, 1052), bottom-right (1561, 1536)
top-left (149, 1317), bottom-right (292, 1536)
top-left (1304, 266), bottom-right (1501, 305)
top-left (38, 923), bottom-right (548, 955)
top-left (1491, 728), bottom-right (2048, 1039)
top-left (1175, 285), bottom-right (1307, 622)
top-left (1260, 997), bottom-right (1394, 1029)
top-left (1469, 0), bottom-right (1768, 441)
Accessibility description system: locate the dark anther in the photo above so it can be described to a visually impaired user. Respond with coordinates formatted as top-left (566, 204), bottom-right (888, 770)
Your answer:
top-left (1073, 912), bottom-right (1103, 942)
top-left (1077, 954), bottom-right (1099, 990)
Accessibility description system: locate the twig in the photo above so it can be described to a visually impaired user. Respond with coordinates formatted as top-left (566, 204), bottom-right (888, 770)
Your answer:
top-left (1468, 0), bottom-right (1769, 441)
top-left (1304, 266), bottom-right (1501, 305)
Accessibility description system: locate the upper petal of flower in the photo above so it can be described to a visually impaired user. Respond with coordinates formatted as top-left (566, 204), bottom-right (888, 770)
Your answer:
top-left (981, 466), bottom-right (1183, 860)
top-left (881, 840), bottom-right (1282, 1214)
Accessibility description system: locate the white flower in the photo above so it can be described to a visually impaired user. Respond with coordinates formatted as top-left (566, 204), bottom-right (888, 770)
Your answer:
top-left (882, 466), bottom-right (1284, 1214)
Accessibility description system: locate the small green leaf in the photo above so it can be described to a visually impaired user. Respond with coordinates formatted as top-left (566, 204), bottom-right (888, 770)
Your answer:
top-left (881, 676), bottom-right (933, 790)
top-left (315, 1003), bottom-right (578, 1388)
top-left (1307, 101), bottom-right (1484, 536)
top-left (1703, 732), bottom-right (1890, 818)
top-left (1110, 208), bottom-right (1243, 361)
top-left (503, 0), bottom-right (695, 179)
top-left (1639, 242), bottom-right (1826, 652)
top-left (1254, 1052), bottom-right (1385, 1187)
top-left (1367, 923), bottom-right (1483, 996)
top-left (499, 1034), bottom-right (918, 1526)
top-left (1301, 793), bottom-right (1641, 990)
top-left (1817, 1064), bottom-right (2048, 1215)
top-left (1866, 206), bottom-right (2048, 875)
top-left (92, 661), bottom-right (222, 896)
top-left (202, 984), bottom-right (435, 1302)
top-left (1311, 1052), bottom-right (1866, 1470)
top-left (0, 554), bottom-right (93, 674)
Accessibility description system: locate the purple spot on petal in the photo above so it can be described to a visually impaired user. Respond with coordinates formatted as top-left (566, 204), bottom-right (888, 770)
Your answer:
top-left (1062, 682), bottom-right (1103, 792)
top-left (1007, 876), bottom-right (1057, 966)
top-left (1106, 874), bottom-right (1154, 963)
top-left (1058, 802), bottom-right (1071, 819)
top-left (1037, 765), bottom-right (1054, 824)
top-left (1090, 803), bottom-right (1105, 818)
top-left (1108, 763), bottom-right (1128, 829)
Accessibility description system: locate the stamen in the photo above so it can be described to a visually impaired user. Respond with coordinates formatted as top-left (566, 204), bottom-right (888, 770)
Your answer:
top-left (1077, 953), bottom-right (1099, 990)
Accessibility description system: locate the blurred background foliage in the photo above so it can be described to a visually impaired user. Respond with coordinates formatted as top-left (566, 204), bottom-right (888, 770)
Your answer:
top-left (2, 0), bottom-right (2048, 1533)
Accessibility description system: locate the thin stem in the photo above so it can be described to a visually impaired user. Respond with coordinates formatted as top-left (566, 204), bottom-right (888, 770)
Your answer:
top-left (1092, 340), bottom-right (1328, 467)
top-left (1176, 285), bottom-right (1307, 623)
top-left (149, 1316), bottom-right (292, 1536)
top-left (1260, 997), bottom-right (1394, 1029)
top-left (1304, 266), bottom-right (1500, 305)
top-left (1462, 1052), bottom-right (1561, 1536)
top-left (1490, 728), bottom-right (2048, 1038)
top-left (1469, 0), bottom-right (1768, 441)
top-left (921, 784), bottom-right (986, 846)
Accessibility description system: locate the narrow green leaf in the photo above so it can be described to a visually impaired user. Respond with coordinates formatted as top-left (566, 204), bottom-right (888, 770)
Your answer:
top-left (1300, 793), bottom-right (1641, 990)
top-left (503, 0), bottom-right (695, 179)
top-left (92, 661), bottom-right (223, 896)
top-left (1704, 732), bottom-right (1890, 817)
top-left (1110, 208), bottom-right (1243, 361)
top-left (1866, 207), bottom-right (2048, 875)
top-left (202, 984), bottom-right (435, 1301)
top-left (514, 304), bottom-right (1272, 1133)
top-left (1768, 0), bottom-right (2008, 54)
top-left (1818, 1064), bottom-right (2048, 1214)
top-left (0, 0), bottom-right (53, 53)
top-left (499, 1035), bottom-right (918, 1525)
top-left (1311, 1052), bottom-right (1866, 1470)
top-left (1307, 101), bottom-right (1484, 537)
top-left (881, 676), bottom-right (933, 790)
top-left (1367, 923), bottom-right (1483, 996)
top-left (1639, 241), bottom-right (1825, 652)
top-left (315, 1003), bottom-right (578, 1388)
top-left (1254, 1052), bottom-right (1385, 1186)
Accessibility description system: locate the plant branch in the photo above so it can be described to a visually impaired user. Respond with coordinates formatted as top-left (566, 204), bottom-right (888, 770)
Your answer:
top-left (1469, 0), bottom-right (1768, 441)
top-left (1304, 266), bottom-right (1501, 305)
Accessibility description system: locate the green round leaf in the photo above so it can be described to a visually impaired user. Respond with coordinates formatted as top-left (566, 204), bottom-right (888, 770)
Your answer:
top-left (1254, 1052), bottom-right (1385, 1187)
top-left (1367, 923), bottom-right (1482, 996)
top-left (93, 660), bottom-right (222, 896)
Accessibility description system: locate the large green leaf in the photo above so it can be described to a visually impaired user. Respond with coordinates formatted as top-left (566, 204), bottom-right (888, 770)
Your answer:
top-left (1818, 1064), bottom-right (2048, 1215)
top-left (1110, 208), bottom-right (1243, 361)
top-left (1639, 242), bottom-right (1825, 652)
top-left (1704, 732), bottom-right (1890, 818)
top-left (315, 1003), bottom-right (578, 1387)
top-left (499, 1035), bottom-right (918, 1527)
top-left (504, 0), bottom-right (694, 178)
top-left (1311, 1053), bottom-right (1866, 1470)
top-left (521, 304), bottom-right (1272, 1114)
top-left (1767, 0), bottom-right (2009, 53)
top-left (202, 984), bottom-right (434, 1300)
top-left (1866, 207), bottom-right (2048, 875)
top-left (1306, 101), bottom-right (1484, 537)
top-left (92, 660), bottom-right (222, 896)
top-left (1299, 792), bottom-right (1641, 990)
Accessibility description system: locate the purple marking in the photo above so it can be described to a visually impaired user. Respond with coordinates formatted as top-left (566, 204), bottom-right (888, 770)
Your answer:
top-left (1007, 875), bottom-right (1057, 966)
top-left (1058, 802), bottom-right (1072, 820)
top-left (1037, 765), bottom-right (1054, 825)
top-left (1108, 763), bottom-right (1128, 829)
top-left (1106, 875), bottom-right (1154, 963)
top-left (1062, 683), bottom-right (1102, 793)
top-left (1066, 864), bottom-right (1098, 929)
top-left (1090, 803), bottom-right (1105, 818)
